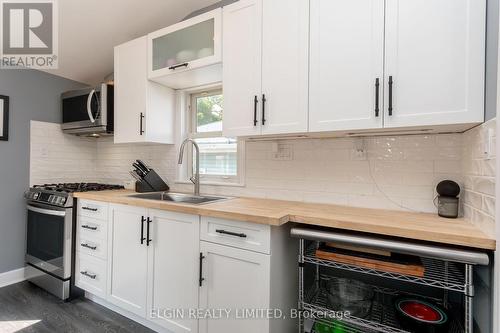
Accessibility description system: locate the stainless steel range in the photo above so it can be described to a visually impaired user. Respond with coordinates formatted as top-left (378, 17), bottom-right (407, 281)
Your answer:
top-left (24, 183), bottom-right (123, 300)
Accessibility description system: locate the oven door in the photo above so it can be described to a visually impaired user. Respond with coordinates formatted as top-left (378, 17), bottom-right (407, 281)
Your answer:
top-left (61, 84), bottom-right (106, 130)
top-left (26, 203), bottom-right (73, 279)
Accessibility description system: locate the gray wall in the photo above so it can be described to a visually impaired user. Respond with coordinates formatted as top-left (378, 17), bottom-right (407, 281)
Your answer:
top-left (0, 69), bottom-right (85, 274)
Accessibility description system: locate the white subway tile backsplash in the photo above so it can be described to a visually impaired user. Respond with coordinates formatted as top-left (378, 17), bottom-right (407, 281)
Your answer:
top-left (30, 120), bottom-right (495, 224)
top-left (461, 119), bottom-right (496, 236)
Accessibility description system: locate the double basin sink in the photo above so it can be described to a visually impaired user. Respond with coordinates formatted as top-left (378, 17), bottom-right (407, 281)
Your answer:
top-left (130, 192), bottom-right (230, 205)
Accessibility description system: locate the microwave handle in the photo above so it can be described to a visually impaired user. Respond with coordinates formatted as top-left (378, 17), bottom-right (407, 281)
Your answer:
top-left (87, 89), bottom-right (96, 123)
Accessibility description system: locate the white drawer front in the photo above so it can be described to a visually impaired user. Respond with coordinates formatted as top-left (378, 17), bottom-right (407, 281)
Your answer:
top-left (78, 200), bottom-right (108, 221)
top-left (78, 216), bottom-right (107, 241)
top-left (201, 216), bottom-right (271, 254)
top-left (75, 253), bottom-right (107, 298)
top-left (77, 235), bottom-right (107, 260)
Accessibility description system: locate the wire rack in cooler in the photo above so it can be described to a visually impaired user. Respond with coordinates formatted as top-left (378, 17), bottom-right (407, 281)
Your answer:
top-left (303, 245), bottom-right (467, 293)
top-left (302, 279), bottom-right (464, 333)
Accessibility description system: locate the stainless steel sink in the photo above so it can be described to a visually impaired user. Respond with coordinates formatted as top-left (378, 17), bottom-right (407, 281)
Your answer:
top-left (129, 192), bottom-right (230, 205)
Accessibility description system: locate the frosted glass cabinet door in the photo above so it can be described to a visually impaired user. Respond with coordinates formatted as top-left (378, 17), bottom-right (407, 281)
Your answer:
top-left (384, 0), bottom-right (486, 128)
top-left (309, 0), bottom-right (385, 132)
top-left (148, 9), bottom-right (222, 78)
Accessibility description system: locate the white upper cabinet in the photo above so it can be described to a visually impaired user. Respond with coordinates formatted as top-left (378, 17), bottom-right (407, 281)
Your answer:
top-left (114, 36), bottom-right (175, 144)
top-left (148, 9), bottom-right (222, 89)
top-left (222, 0), bottom-right (309, 137)
top-left (384, 0), bottom-right (486, 128)
top-left (309, 0), bottom-right (485, 133)
top-left (222, 0), bottom-right (263, 137)
top-left (260, 0), bottom-right (309, 135)
top-left (309, 0), bottom-right (385, 132)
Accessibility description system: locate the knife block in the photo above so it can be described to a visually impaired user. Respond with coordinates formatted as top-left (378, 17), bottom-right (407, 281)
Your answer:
top-left (135, 169), bottom-right (170, 193)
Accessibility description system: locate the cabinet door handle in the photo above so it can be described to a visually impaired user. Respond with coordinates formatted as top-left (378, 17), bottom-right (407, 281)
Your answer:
top-left (80, 271), bottom-right (96, 279)
top-left (141, 216), bottom-right (146, 245)
top-left (375, 78), bottom-right (380, 117)
top-left (81, 225), bottom-right (98, 231)
top-left (81, 243), bottom-right (97, 250)
top-left (199, 252), bottom-right (205, 287)
top-left (253, 95), bottom-right (258, 126)
top-left (261, 94), bottom-right (266, 125)
top-left (215, 229), bottom-right (247, 238)
top-left (140, 112), bottom-right (145, 135)
top-left (388, 76), bottom-right (393, 116)
top-left (168, 62), bottom-right (189, 70)
top-left (82, 207), bottom-right (98, 212)
top-left (146, 217), bottom-right (152, 246)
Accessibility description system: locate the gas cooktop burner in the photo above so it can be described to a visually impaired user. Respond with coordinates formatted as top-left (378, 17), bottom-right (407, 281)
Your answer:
top-left (33, 183), bottom-right (125, 193)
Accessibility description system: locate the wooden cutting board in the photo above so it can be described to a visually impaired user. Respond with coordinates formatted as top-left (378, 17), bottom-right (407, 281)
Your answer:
top-left (316, 247), bottom-right (425, 277)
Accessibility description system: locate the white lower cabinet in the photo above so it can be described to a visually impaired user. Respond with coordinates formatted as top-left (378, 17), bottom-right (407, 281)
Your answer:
top-left (147, 209), bottom-right (200, 333)
top-left (76, 200), bottom-right (297, 333)
top-left (199, 241), bottom-right (270, 333)
top-left (107, 204), bottom-right (149, 317)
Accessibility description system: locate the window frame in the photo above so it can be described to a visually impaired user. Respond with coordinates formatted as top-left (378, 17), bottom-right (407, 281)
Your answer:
top-left (183, 88), bottom-right (245, 186)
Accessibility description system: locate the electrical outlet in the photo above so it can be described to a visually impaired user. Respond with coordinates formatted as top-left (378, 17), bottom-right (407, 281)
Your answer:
top-left (351, 149), bottom-right (367, 161)
top-left (40, 147), bottom-right (49, 158)
top-left (271, 144), bottom-right (293, 161)
top-left (484, 128), bottom-right (495, 160)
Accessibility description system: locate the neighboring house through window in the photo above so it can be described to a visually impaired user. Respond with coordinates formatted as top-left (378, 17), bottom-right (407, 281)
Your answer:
top-left (186, 89), bottom-right (243, 185)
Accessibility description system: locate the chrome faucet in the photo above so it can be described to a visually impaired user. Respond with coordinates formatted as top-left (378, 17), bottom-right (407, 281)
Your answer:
top-left (178, 138), bottom-right (200, 196)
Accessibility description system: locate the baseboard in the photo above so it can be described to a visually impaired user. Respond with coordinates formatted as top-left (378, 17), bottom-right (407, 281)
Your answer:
top-left (0, 267), bottom-right (26, 288)
top-left (85, 292), bottom-right (171, 333)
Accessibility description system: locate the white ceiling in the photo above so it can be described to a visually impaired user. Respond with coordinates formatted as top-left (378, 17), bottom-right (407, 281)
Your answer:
top-left (42, 0), bottom-right (220, 85)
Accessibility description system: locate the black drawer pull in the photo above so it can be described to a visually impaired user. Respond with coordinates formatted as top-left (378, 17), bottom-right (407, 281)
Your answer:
top-left (80, 271), bottom-right (96, 279)
top-left (81, 243), bottom-right (97, 250)
top-left (146, 217), bottom-right (152, 246)
top-left (81, 225), bottom-right (98, 231)
top-left (199, 252), bottom-right (205, 287)
top-left (168, 62), bottom-right (189, 70)
top-left (82, 207), bottom-right (98, 212)
top-left (261, 94), bottom-right (266, 125)
top-left (216, 229), bottom-right (247, 238)
top-left (388, 76), bottom-right (394, 116)
top-left (375, 78), bottom-right (380, 117)
top-left (140, 112), bottom-right (145, 135)
top-left (253, 95), bottom-right (258, 126)
top-left (141, 216), bottom-right (146, 245)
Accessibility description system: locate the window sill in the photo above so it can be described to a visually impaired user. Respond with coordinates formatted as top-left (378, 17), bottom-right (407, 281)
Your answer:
top-left (174, 180), bottom-right (245, 188)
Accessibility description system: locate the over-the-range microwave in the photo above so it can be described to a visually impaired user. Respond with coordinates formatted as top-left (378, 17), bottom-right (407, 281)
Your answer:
top-left (61, 83), bottom-right (114, 136)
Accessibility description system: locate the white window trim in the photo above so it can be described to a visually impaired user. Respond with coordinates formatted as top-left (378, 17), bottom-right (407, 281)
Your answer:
top-left (175, 85), bottom-right (246, 187)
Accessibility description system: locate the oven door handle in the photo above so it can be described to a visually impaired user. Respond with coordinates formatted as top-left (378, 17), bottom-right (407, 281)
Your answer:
top-left (27, 205), bottom-right (66, 217)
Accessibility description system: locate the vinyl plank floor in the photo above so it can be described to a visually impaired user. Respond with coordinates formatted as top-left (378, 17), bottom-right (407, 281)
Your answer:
top-left (0, 281), bottom-right (155, 333)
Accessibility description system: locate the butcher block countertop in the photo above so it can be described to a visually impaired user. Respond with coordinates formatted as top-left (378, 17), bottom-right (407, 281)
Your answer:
top-left (74, 190), bottom-right (496, 251)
